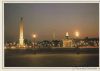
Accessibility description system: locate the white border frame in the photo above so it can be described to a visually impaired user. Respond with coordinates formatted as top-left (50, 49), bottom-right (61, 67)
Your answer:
top-left (1, 0), bottom-right (100, 71)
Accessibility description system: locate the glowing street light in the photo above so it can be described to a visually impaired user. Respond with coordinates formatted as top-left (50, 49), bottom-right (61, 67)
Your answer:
top-left (75, 31), bottom-right (80, 52)
top-left (75, 31), bottom-right (79, 37)
top-left (33, 34), bottom-right (36, 38)
top-left (32, 34), bottom-right (37, 48)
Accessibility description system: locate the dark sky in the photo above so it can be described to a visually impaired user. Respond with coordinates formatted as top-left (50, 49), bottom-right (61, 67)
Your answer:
top-left (4, 3), bottom-right (99, 42)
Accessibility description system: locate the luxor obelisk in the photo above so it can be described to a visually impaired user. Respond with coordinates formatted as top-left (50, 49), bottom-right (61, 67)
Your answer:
top-left (19, 17), bottom-right (24, 47)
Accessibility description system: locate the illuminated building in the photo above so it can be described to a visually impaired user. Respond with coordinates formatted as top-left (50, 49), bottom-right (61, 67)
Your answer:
top-left (63, 32), bottom-right (73, 47)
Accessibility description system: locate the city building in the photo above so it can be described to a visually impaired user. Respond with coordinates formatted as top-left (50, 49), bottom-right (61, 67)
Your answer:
top-left (63, 32), bottom-right (73, 47)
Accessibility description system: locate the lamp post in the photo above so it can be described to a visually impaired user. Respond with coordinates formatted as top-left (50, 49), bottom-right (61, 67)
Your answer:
top-left (32, 34), bottom-right (36, 48)
top-left (75, 31), bottom-right (80, 54)
top-left (75, 31), bottom-right (79, 37)
top-left (75, 31), bottom-right (80, 47)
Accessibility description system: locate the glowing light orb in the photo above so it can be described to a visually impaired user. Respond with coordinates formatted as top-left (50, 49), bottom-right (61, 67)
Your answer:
top-left (75, 31), bottom-right (79, 37)
top-left (33, 34), bottom-right (36, 38)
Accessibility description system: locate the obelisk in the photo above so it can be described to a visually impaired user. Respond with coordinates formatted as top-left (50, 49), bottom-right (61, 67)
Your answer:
top-left (53, 32), bottom-right (55, 40)
top-left (19, 17), bottom-right (24, 47)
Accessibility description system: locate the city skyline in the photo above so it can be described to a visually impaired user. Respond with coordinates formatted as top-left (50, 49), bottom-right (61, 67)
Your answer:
top-left (4, 3), bottom-right (99, 42)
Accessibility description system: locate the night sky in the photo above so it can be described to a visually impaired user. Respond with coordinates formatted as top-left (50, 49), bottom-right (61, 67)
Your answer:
top-left (4, 3), bottom-right (99, 42)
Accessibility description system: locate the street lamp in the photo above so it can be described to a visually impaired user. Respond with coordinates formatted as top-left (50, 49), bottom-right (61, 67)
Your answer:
top-left (33, 34), bottom-right (36, 38)
top-left (75, 31), bottom-right (79, 37)
top-left (32, 34), bottom-right (36, 48)
top-left (75, 31), bottom-right (80, 46)
top-left (75, 31), bottom-right (80, 54)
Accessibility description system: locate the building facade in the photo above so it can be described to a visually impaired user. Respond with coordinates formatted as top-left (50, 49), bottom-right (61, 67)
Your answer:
top-left (63, 32), bottom-right (73, 47)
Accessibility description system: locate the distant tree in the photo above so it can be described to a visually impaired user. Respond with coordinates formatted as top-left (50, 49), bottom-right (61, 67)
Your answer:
top-left (52, 40), bottom-right (60, 47)
top-left (24, 39), bottom-right (28, 45)
top-left (84, 37), bottom-right (89, 42)
top-left (41, 40), bottom-right (51, 48)
top-left (24, 39), bottom-right (32, 46)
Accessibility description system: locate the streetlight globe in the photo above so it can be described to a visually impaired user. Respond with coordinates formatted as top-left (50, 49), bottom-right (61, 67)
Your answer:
top-left (75, 31), bottom-right (79, 37)
top-left (33, 34), bottom-right (36, 38)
